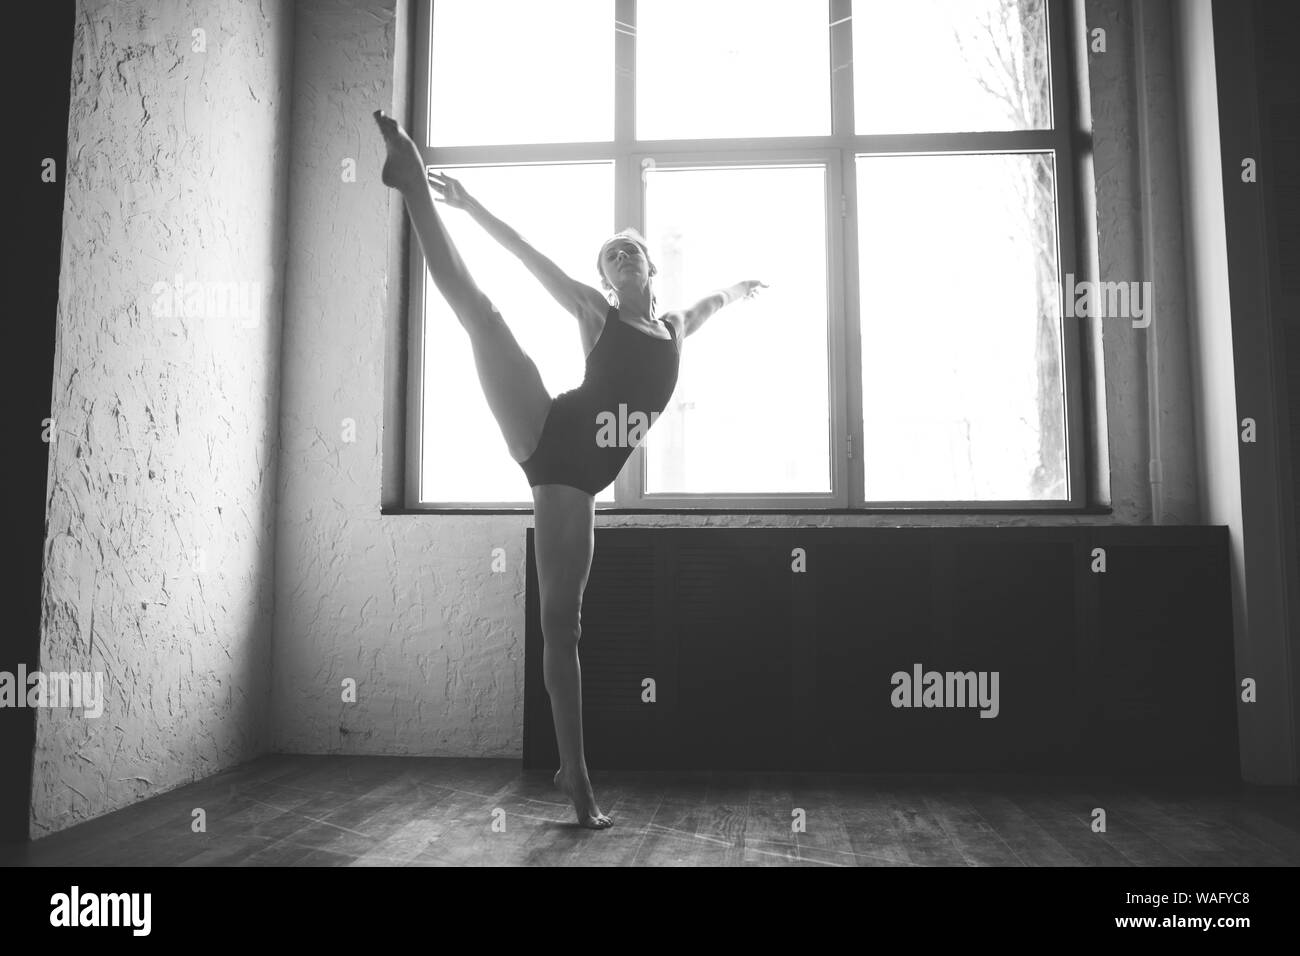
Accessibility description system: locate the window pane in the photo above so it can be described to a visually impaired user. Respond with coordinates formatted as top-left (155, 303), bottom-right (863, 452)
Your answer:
top-left (857, 153), bottom-right (1065, 501)
top-left (429, 0), bottom-right (612, 146)
top-left (420, 163), bottom-right (615, 504)
top-left (852, 0), bottom-right (1051, 134)
top-left (643, 164), bottom-right (831, 495)
top-left (638, 0), bottom-right (831, 140)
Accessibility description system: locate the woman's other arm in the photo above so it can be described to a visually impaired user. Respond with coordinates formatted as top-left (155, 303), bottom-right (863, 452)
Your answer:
top-left (678, 280), bottom-right (769, 337)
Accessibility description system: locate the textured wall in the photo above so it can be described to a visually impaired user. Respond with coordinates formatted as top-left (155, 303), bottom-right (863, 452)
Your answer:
top-left (1176, 1), bottom-right (1299, 784)
top-left (271, 0), bottom-right (476, 753)
top-left (1172, 0), bottom-right (1252, 776)
top-left (1132, 0), bottom-right (1199, 524)
top-left (269, 0), bottom-right (1181, 758)
top-left (1085, 0), bottom-right (1153, 524)
top-left (272, 0), bottom-right (529, 756)
top-left (33, 0), bottom-right (294, 835)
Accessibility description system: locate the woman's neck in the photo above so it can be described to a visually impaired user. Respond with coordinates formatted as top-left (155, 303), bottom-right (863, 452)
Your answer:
top-left (616, 287), bottom-right (655, 322)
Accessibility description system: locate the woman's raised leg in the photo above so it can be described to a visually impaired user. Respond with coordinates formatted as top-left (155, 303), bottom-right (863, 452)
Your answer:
top-left (374, 110), bottom-right (550, 462)
top-left (531, 483), bottom-right (611, 829)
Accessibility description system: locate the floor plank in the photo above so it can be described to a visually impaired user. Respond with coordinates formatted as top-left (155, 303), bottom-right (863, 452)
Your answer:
top-left (922, 787), bottom-right (1024, 867)
top-left (961, 790), bottom-right (1082, 867)
top-left (741, 772), bottom-right (801, 866)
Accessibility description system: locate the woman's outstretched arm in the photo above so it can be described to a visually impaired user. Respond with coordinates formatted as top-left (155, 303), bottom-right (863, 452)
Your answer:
top-left (427, 170), bottom-right (607, 323)
top-left (679, 280), bottom-right (769, 337)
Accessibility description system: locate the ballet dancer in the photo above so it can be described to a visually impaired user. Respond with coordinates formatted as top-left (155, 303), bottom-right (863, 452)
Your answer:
top-left (374, 110), bottom-right (766, 828)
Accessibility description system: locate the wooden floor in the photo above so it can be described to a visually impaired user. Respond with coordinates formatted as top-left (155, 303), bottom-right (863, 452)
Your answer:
top-left (4, 755), bottom-right (1298, 866)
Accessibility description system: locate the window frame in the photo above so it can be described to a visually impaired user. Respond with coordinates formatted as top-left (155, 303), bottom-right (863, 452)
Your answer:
top-left (406, 0), bottom-right (1086, 512)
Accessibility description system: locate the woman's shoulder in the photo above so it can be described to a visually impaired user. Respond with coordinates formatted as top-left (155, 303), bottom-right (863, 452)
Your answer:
top-left (573, 290), bottom-right (614, 334)
top-left (656, 310), bottom-right (685, 342)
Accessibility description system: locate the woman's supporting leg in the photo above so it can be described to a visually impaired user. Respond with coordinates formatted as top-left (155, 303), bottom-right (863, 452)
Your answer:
top-left (375, 111), bottom-right (550, 462)
top-left (531, 483), bottom-right (611, 829)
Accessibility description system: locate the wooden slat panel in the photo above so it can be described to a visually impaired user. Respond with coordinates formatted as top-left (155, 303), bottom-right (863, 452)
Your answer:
top-left (526, 528), bottom-right (1236, 774)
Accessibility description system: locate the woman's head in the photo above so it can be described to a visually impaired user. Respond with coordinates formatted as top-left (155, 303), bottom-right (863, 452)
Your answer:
top-left (597, 228), bottom-right (657, 310)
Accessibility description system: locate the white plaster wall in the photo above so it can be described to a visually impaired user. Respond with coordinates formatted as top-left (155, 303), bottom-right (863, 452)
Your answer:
top-left (1174, 0), bottom-right (1248, 766)
top-left (1085, 0), bottom-right (1153, 524)
top-left (273, 0), bottom-right (534, 756)
top-left (269, 0), bottom-right (1171, 758)
top-left (33, 0), bottom-right (294, 836)
top-left (1132, 0), bottom-right (1199, 524)
top-left (270, 0), bottom-right (530, 755)
top-left (1174, 1), bottom-right (1296, 784)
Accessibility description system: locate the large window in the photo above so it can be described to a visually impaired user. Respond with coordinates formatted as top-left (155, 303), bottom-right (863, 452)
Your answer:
top-left (408, 0), bottom-right (1083, 510)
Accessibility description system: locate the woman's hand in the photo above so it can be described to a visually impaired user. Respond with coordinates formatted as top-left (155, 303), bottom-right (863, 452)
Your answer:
top-left (427, 170), bottom-right (474, 210)
top-left (736, 279), bottom-right (769, 300)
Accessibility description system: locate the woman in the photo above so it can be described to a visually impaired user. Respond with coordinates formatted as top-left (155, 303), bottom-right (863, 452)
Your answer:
top-left (374, 110), bottom-right (766, 828)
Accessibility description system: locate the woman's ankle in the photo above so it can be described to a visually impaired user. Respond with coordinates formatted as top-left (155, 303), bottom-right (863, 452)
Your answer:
top-left (556, 764), bottom-right (591, 785)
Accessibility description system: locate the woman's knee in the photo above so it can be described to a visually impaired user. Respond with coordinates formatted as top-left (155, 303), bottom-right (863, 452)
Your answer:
top-left (540, 608), bottom-right (582, 650)
top-left (454, 289), bottom-right (503, 334)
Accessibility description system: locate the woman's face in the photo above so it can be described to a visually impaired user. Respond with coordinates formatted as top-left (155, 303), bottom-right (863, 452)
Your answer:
top-left (601, 238), bottom-right (652, 291)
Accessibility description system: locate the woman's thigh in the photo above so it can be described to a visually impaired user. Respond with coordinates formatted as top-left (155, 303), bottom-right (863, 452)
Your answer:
top-left (462, 301), bottom-right (553, 463)
top-left (531, 483), bottom-right (597, 632)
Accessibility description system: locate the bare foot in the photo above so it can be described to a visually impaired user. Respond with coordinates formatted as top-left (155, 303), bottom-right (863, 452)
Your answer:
top-left (554, 768), bottom-right (613, 829)
top-left (372, 110), bottom-right (426, 193)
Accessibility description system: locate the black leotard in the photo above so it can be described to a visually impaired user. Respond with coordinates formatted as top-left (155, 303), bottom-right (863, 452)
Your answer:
top-left (520, 304), bottom-right (680, 495)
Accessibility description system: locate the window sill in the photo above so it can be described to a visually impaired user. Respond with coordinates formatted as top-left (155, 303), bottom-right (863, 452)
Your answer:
top-left (380, 505), bottom-right (1116, 517)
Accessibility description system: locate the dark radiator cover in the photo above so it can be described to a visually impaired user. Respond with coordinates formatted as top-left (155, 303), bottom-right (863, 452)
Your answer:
top-left (524, 527), bottom-right (1239, 776)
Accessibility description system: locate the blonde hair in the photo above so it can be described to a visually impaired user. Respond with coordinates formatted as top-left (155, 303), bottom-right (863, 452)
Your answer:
top-left (597, 228), bottom-right (658, 316)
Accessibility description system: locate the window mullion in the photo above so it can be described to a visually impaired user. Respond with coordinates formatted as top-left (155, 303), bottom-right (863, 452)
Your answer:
top-left (830, 0), bottom-right (856, 508)
top-left (841, 147), bottom-right (865, 508)
top-left (614, 0), bottom-right (639, 507)
top-left (829, 0), bottom-right (854, 138)
top-left (1047, 0), bottom-right (1087, 507)
top-left (407, 0), bottom-right (435, 508)
top-left (615, 0), bottom-right (636, 148)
